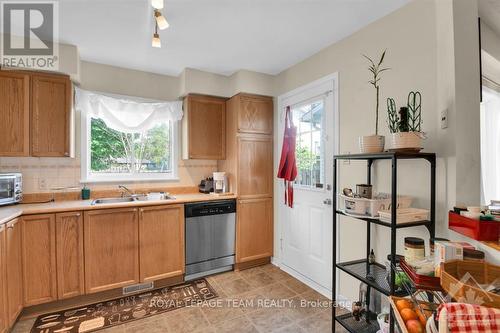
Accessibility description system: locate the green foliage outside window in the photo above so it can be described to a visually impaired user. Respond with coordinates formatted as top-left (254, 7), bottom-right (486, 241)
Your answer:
top-left (90, 118), bottom-right (171, 173)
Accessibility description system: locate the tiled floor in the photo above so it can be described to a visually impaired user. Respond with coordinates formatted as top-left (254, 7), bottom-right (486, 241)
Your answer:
top-left (13, 264), bottom-right (349, 333)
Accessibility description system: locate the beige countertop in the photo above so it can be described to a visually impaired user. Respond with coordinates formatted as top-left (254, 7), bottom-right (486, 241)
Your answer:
top-left (0, 193), bottom-right (237, 225)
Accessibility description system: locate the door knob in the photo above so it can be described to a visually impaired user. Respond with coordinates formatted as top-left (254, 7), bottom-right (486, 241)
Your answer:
top-left (323, 198), bottom-right (332, 205)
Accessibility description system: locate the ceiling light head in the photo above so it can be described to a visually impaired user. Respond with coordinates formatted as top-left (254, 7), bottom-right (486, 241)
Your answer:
top-left (154, 10), bottom-right (169, 30)
top-left (152, 33), bottom-right (161, 48)
top-left (151, 0), bottom-right (163, 9)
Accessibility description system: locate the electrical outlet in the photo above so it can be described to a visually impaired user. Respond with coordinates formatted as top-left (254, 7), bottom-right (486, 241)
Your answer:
top-left (441, 108), bottom-right (448, 129)
top-left (39, 178), bottom-right (47, 190)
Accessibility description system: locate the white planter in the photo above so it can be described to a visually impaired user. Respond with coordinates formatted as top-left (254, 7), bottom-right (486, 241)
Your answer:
top-left (359, 135), bottom-right (385, 153)
top-left (389, 132), bottom-right (423, 151)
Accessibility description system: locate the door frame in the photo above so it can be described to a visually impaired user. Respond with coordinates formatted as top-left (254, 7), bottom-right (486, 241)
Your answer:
top-left (273, 73), bottom-right (339, 299)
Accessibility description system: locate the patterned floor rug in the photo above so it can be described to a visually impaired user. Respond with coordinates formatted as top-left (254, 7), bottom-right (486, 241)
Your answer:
top-left (31, 278), bottom-right (217, 333)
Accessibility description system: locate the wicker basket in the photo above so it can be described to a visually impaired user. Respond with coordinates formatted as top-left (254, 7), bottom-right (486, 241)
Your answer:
top-left (441, 260), bottom-right (500, 308)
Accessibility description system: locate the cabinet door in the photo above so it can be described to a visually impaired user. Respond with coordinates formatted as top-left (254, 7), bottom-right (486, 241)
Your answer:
top-left (0, 71), bottom-right (30, 156)
top-left (31, 73), bottom-right (72, 157)
top-left (84, 208), bottom-right (139, 294)
top-left (22, 214), bottom-right (57, 306)
top-left (183, 95), bottom-right (226, 159)
top-left (237, 95), bottom-right (273, 134)
top-left (236, 198), bottom-right (273, 263)
top-left (139, 204), bottom-right (184, 282)
top-left (237, 135), bottom-right (273, 198)
top-left (5, 218), bottom-right (23, 325)
top-left (0, 225), bottom-right (7, 333)
top-left (56, 212), bottom-right (84, 299)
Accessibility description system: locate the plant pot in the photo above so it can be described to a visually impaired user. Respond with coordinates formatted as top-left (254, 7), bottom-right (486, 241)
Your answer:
top-left (389, 132), bottom-right (423, 151)
top-left (359, 135), bottom-right (385, 153)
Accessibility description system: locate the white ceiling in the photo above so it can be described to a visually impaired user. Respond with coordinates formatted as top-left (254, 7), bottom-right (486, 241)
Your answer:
top-left (56, 0), bottom-right (411, 76)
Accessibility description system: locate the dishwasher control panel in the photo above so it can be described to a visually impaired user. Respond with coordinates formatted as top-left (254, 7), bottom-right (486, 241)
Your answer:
top-left (185, 199), bottom-right (236, 218)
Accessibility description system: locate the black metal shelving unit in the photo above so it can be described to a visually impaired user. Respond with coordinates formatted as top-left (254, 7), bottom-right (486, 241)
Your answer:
top-left (332, 151), bottom-right (436, 333)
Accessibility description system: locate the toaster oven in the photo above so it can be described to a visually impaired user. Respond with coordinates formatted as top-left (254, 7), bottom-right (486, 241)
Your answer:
top-left (0, 173), bottom-right (22, 206)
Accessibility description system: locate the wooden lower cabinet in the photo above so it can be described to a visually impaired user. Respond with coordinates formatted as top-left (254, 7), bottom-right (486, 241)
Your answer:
top-left (236, 198), bottom-right (273, 263)
top-left (84, 208), bottom-right (140, 294)
top-left (0, 224), bottom-right (8, 333)
top-left (22, 214), bottom-right (57, 306)
top-left (56, 212), bottom-right (84, 299)
top-left (139, 205), bottom-right (185, 282)
top-left (5, 218), bottom-right (23, 326)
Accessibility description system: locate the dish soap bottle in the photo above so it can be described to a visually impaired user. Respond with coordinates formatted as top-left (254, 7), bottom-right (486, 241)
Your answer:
top-left (81, 184), bottom-right (91, 200)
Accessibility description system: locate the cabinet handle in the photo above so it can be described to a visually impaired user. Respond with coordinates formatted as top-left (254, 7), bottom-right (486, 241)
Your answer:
top-left (7, 225), bottom-right (14, 229)
top-left (75, 213), bottom-right (81, 217)
top-left (64, 152), bottom-right (69, 156)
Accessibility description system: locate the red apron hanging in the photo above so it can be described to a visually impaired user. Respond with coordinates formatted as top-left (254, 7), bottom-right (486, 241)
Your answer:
top-left (277, 106), bottom-right (297, 207)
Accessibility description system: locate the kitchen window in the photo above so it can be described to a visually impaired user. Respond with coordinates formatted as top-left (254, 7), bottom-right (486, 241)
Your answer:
top-left (76, 88), bottom-right (183, 182)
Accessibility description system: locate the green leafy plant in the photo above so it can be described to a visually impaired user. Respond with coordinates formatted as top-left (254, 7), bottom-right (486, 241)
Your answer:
top-left (363, 50), bottom-right (390, 135)
top-left (387, 98), bottom-right (398, 133)
top-left (386, 91), bottom-right (423, 133)
top-left (407, 91), bottom-right (422, 132)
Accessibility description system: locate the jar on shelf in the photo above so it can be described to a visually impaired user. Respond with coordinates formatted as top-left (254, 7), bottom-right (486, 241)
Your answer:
top-left (404, 237), bottom-right (425, 264)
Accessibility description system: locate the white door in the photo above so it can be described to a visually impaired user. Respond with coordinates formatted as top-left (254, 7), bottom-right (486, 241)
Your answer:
top-left (278, 75), bottom-right (337, 294)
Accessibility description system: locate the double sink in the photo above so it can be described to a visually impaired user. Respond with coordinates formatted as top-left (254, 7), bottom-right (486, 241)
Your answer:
top-left (91, 194), bottom-right (176, 205)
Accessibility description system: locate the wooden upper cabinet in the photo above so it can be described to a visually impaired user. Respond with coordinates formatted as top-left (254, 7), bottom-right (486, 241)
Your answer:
top-left (182, 94), bottom-right (226, 160)
top-left (84, 208), bottom-right (139, 294)
top-left (237, 135), bottom-right (273, 198)
top-left (139, 204), bottom-right (185, 282)
top-left (237, 94), bottom-right (273, 135)
top-left (31, 73), bottom-right (72, 157)
top-left (56, 212), bottom-right (84, 300)
top-left (5, 218), bottom-right (23, 325)
top-left (0, 225), bottom-right (8, 333)
top-left (0, 71), bottom-right (30, 156)
top-left (236, 198), bottom-right (273, 263)
top-left (21, 214), bottom-right (57, 306)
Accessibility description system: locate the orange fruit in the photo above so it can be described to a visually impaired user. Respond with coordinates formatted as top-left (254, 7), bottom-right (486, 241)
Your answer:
top-left (406, 319), bottom-right (424, 333)
top-left (400, 308), bottom-right (418, 322)
top-left (396, 299), bottom-right (413, 312)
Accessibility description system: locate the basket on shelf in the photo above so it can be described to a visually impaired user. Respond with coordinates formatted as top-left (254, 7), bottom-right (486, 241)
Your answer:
top-left (388, 296), bottom-right (437, 333)
top-left (440, 260), bottom-right (500, 308)
top-left (400, 259), bottom-right (442, 291)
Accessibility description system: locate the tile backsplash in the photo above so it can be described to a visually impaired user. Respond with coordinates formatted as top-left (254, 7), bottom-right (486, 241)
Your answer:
top-left (0, 157), bottom-right (217, 193)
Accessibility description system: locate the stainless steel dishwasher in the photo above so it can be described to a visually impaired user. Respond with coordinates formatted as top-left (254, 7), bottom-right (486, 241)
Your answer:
top-left (185, 199), bottom-right (236, 281)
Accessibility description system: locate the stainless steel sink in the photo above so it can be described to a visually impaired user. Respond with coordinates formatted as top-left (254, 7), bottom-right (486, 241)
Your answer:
top-left (90, 194), bottom-right (175, 205)
top-left (91, 197), bottom-right (138, 205)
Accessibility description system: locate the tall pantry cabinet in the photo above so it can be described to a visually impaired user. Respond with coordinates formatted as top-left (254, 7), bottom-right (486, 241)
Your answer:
top-left (219, 93), bottom-right (274, 267)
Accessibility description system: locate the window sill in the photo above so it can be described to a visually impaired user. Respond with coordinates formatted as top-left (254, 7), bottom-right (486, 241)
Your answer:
top-left (80, 176), bottom-right (180, 184)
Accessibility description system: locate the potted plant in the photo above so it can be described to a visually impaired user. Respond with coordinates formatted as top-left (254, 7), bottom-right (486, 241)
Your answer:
top-left (387, 91), bottom-right (424, 151)
top-left (359, 50), bottom-right (390, 153)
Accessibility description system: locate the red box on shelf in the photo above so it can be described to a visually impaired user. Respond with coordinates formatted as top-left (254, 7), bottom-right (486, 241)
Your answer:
top-left (400, 259), bottom-right (442, 291)
top-left (448, 211), bottom-right (499, 241)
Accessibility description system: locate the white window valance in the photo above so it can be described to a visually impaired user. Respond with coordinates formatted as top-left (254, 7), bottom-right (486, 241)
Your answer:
top-left (75, 87), bottom-right (183, 133)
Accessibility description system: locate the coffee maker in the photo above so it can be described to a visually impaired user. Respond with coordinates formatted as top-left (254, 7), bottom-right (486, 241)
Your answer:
top-left (213, 172), bottom-right (228, 193)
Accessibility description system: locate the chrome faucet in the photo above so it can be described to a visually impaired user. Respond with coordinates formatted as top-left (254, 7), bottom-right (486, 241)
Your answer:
top-left (118, 185), bottom-right (134, 197)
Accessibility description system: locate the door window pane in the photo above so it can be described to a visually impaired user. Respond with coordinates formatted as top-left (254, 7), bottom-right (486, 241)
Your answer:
top-left (292, 99), bottom-right (324, 188)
